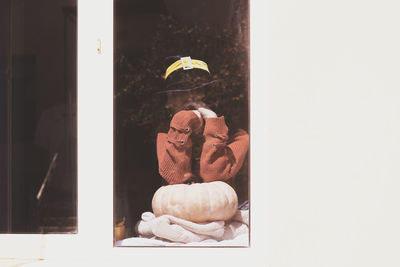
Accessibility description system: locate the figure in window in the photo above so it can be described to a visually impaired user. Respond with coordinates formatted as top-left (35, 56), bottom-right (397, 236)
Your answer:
top-left (156, 56), bottom-right (249, 190)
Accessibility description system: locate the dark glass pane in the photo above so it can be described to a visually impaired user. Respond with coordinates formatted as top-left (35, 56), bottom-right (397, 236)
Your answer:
top-left (0, 0), bottom-right (77, 233)
top-left (0, 0), bottom-right (11, 232)
top-left (114, 0), bottom-right (249, 246)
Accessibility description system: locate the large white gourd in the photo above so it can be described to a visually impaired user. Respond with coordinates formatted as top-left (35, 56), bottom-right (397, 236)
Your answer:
top-left (152, 181), bottom-right (238, 223)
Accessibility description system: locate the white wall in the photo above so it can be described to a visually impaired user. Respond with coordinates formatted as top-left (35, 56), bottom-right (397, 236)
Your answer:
top-left (263, 0), bottom-right (400, 266)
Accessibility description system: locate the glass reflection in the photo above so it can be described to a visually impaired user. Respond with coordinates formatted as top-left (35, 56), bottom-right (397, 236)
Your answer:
top-left (0, 0), bottom-right (77, 233)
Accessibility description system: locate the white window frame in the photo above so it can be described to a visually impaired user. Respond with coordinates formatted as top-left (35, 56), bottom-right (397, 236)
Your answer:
top-left (0, 0), bottom-right (268, 265)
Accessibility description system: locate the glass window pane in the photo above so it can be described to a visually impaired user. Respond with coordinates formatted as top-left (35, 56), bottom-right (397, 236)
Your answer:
top-left (0, 0), bottom-right (77, 233)
top-left (114, 0), bottom-right (249, 246)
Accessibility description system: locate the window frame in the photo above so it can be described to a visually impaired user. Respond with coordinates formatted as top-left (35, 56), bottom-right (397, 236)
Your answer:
top-left (0, 0), bottom-right (268, 264)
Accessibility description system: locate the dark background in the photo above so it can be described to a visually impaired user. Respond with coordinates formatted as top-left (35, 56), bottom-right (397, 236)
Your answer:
top-left (0, 0), bottom-right (77, 233)
top-left (114, 0), bottom-right (250, 238)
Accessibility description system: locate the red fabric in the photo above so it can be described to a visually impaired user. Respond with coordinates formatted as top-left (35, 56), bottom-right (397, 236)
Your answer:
top-left (157, 110), bottom-right (249, 184)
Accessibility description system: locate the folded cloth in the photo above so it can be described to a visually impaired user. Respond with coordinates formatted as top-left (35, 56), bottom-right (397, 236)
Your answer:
top-left (135, 210), bottom-right (249, 244)
top-left (231, 209), bottom-right (249, 226)
top-left (238, 200), bottom-right (249, 210)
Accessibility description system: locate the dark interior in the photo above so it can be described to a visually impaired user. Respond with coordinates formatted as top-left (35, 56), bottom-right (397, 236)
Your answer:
top-left (114, 0), bottom-right (249, 240)
top-left (0, 0), bottom-right (77, 233)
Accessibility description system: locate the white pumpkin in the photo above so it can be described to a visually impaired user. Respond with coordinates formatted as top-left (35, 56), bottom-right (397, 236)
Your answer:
top-left (152, 181), bottom-right (238, 223)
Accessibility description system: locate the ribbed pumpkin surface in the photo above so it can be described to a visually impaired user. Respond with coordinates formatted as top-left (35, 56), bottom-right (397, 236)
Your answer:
top-left (152, 181), bottom-right (238, 223)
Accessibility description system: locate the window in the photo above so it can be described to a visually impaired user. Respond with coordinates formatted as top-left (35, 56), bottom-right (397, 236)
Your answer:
top-left (0, 0), bottom-right (77, 234)
top-left (114, 0), bottom-right (250, 246)
top-left (0, 0), bottom-right (267, 265)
